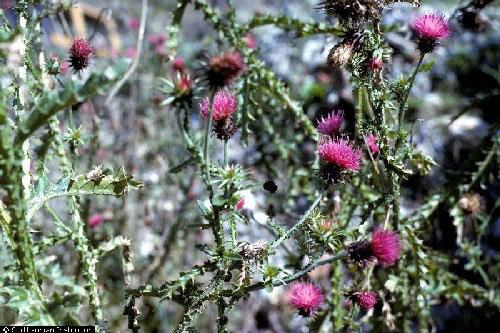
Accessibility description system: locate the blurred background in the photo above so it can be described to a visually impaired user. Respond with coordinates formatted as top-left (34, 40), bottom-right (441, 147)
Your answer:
top-left (0, 0), bottom-right (498, 331)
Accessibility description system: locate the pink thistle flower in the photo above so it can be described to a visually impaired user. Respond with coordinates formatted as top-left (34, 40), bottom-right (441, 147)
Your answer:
top-left (199, 90), bottom-right (238, 121)
top-left (59, 61), bottom-right (70, 75)
top-left (411, 13), bottom-right (451, 53)
top-left (124, 47), bottom-right (137, 58)
top-left (207, 51), bottom-right (245, 87)
top-left (369, 57), bottom-right (384, 71)
top-left (317, 138), bottom-right (362, 172)
top-left (244, 33), bottom-right (258, 49)
top-left (69, 37), bottom-right (93, 71)
top-left (88, 214), bottom-right (105, 228)
top-left (317, 111), bottom-right (344, 137)
top-left (288, 282), bottom-right (324, 317)
top-left (353, 291), bottom-right (378, 311)
top-left (172, 57), bottom-right (185, 72)
top-left (365, 134), bottom-right (379, 155)
top-left (147, 34), bottom-right (166, 47)
top-left (128, 18), bottom-right (140, 31)
top-left (236, 198), bottom-right (245, 211)
top-left (370, 229), bottom-right (401, 266)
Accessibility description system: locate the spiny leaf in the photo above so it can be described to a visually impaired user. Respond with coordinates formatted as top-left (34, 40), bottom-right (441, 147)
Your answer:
top-left (27, 167), bottom-right (142, 219)
top-left (14, 59), bottom-right (130, 146)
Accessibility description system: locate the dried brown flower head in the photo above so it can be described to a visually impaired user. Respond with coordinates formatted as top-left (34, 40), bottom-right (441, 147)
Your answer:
top-left (319, 0), bottom-right (421, 27)
top-left (327, 42), bottom-right (354, 69)
top-left (458, 193), bottom-right (484, 215)
top-left (319, 0), bottom-right (384, 26)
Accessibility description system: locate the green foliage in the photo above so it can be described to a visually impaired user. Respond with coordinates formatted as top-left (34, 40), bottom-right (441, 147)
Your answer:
top-left (27, 167), bottom-right (143, 220)
top-left (0, 0), bottom-right (498, 331)
top-left (15, 59), bottom-right (130, 146)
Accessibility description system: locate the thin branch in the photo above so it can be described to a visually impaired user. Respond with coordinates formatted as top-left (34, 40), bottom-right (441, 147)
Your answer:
top-left (242, 251), bottom-right (348, 293)
top-left (105, 0), bottom-right (148, 105)
top-left (270, 189), bottom-right (326, 251)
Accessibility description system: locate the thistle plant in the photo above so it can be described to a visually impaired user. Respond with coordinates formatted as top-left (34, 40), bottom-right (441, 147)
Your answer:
top-left (1, 0), bottom-right (499, 332)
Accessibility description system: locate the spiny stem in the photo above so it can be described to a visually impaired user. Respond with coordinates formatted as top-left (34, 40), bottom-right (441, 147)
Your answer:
top-left (217, 298), bottom-right (228, 333)
top-left (396, 53), bottom-right (425, 149)
top-left (270, 189), bottom-right (326, 251)
top-left (203, 90), bottom-right (216, 194)
top-left (105, 0), bottom-right (148, 104)
top-left (223, 139), bottom-right (228, 168)
top-left (50, 115), bottom-right (103, 323)
top-left (243, 251), bottom-right (348, 293)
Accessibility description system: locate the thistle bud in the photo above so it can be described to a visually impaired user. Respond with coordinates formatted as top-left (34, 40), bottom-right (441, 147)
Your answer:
top-left (46, 54), bottom-right (60, 75)
top-left (172, 57), bottom-right (185, 73)
top-left (199, 90), bottom-right (239, 141)
top-left (369, 56), bottom-right (384, 71)
top-left (350, 291), bottom-right (378, 311)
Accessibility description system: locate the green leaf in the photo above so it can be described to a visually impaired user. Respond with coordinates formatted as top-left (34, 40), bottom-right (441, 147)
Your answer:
top-left (14, 59), bottom-right (130, 146)
top-left (27, 167), bottom-right (142, 219)
top-left (419, 60), bottom-right (436, 73)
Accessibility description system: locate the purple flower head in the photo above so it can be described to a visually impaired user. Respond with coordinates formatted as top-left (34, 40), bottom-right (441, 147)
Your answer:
top-left (365, 134), bottom-right (379, 155)
top-left (317, 111), bottom-right (344, 137)
top-left (353, 291), bottom-right (378, 311)
top-left (128, 18), bottom-right (140, 31)
top-left (288, 282), bottom-right (324, 317)
top-left (88, 214), bottom-right (105, 228)
top-left (317, 138), bottom-right (362, 172)
top-left (370, 229), bottom-right (401, 266)
top-left (172, 57), bottom-right (185, 72)
top-left (147, 34), bottom-right (166, 47)
top-left (244, 33), bottom-right (258, 49)
top-left (236, 198), bottom-right (245, 211)
top-left (411, 13), bottom-right (451, 53)
top-left (369, 57), bottom-right (384, 71)
top-left (69, 37), bottom-right (93, 71)
top-left (199, 90), bottom-right (238, 121)
top-left (124, 47), bottom-right (137, 58)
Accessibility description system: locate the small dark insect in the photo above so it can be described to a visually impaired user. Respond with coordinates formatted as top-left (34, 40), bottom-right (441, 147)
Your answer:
top-left (263, 180), bottom-right (278, 193)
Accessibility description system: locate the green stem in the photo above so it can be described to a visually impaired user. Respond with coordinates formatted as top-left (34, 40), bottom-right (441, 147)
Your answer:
top-left (331, 261), bottom-right (344, 331)
top-left (50, 116), bottom-right (103, 323)
top-left (223, 140), bottom-right (228, 168)
top-left (203, 90), bottom-right (216, 193)
top-left (270, 189), bottom-right (325, 251)
top-left (229, 216), bottom-right (237, 247)
top-left (217, 298), bottom-right (228, 333)
top-left (396, 53), bottom-right (425, 149)
top-left (242, 251), bottom-right (348, 293)
top-left (389, 170), bottom-right (401, 229)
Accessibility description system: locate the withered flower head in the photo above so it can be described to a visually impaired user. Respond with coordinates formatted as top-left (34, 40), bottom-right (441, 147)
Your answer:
top-left (327, 42), bottom-right (354, 69)
top-left (458, 193), bottom-right (484, 215)
top-left (319, 0), bottom-right (384, 27)
top-left (206, 51), bottom-right (245, 88)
